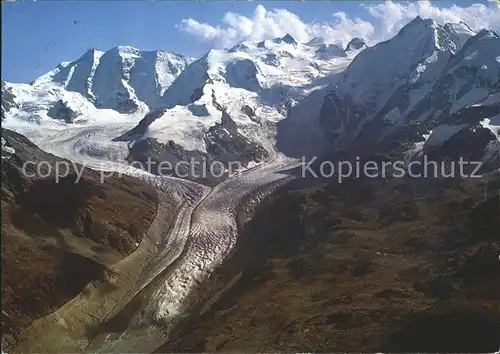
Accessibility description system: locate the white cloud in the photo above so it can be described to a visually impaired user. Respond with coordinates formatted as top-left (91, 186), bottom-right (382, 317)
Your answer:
top-left (362, 0), bottom-right (500, 40)
top-left (177, 1), bottom-right (500, 49)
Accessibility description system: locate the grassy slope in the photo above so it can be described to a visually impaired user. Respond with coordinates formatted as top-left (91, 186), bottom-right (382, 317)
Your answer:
top-left (1, 129), bottom-right (158, 348)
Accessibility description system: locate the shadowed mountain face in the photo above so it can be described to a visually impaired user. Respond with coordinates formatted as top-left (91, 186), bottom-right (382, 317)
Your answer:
top-left (114, 93), bottom-right (269, 185)
top-left (1, 129), bottom-right (158, 349)
top-left (275, 25), bottom-right (499, 161)
top-left (1, 79), bottom-right (17, 120)
top-left (159, 171), bottom-right (500, 353)
top-left (317, 23), bottom-right (499, 167)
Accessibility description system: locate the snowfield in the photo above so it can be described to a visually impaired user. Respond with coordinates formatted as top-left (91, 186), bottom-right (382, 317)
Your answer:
top-left (4, 34), bottom-right (353, 156)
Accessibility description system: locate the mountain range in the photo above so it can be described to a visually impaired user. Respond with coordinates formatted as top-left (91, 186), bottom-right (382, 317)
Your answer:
top-left (2, 15), bottom-right (499, 179)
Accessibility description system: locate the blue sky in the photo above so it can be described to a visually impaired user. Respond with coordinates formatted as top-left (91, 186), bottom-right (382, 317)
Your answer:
top-left (2, 0), bottom-right (498, 83)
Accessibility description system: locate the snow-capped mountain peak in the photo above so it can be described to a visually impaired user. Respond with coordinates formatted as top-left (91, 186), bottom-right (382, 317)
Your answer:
top-left (281, 33), bottom-right (298, 45)
top-left (25, 46), bottom-right (193, 114)
top-left (306, 37), bottom-right (326, 46)
top-left (162, 33), bottom-right (353, 109)
top-left (392, 16), bottom-right (475, 54)
top-left (319, 16), bottom-right (481, 139)
top-left (316, 16), bottom-right (498, 171)
top-left (345, 37), bottom-right (367, 53)
top-left (123, 32), bottom-right (354, 156)
top-left (257, 34), bottom-right (300, 50)
top-left (31, 48), bottom-right (104, 94)
top-left (3, 46), bottom-right (194, 125)
top-left (397, 15), bottom-right (433, 32)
